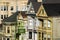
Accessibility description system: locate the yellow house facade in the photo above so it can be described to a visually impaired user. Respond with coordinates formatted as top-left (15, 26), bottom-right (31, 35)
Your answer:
top-left (36, 4), bottom-right (53, 40)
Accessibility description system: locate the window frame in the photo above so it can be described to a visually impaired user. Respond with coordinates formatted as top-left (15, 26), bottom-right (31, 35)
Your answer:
top-left (1, 15), bottom-right (3, 19)
top-left (7, 27), bottom-right (10, 33)
top-left (29, 32), bottom-right (32, 39)
top-left (48, 20), bottom-right (51, 28)
top-left (11, 6), bottom-right (13, 11)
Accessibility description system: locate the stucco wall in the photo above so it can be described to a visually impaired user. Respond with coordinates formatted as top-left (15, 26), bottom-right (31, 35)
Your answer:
top-left (53, 17), bottom-right (60, 40)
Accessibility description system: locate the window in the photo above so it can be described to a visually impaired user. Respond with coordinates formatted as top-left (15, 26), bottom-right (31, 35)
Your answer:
top-left (29, 32), bottom-right (32, 39)
top-left (4, 6), bottom-right (6, 11)
top-left (7, 38), bottom-right (9, 40)
top-left (7, 27), bottom-right (10, 33)
top-left (39, 32), bottom-right (41, 37)
top-left (11, 6), bottom-right (13, 10)
top-left (22, 6), bottom-right (27, 11)
top-left (48, 21), bottom-right (51, 28)
top-left (4, 15), bottom-right (7, 18)
top-left (43, 33), bottom-right (47, 40)
top-left (29, 20), bottom-right (33, 26)
top-left (1, 15), bottom-right (3, 19)
top-left (1, 6), bottom-right (3, 11)
top-left (4, 6), bottom-right (8, 11)
top-left (16, 6), bottom-right (18, 11)
top-left (24, 21), bottom-right (27, 26)
top-left (44, 20), bottom-right (47, 27)
top-left (1, 6), bottom-right (8, 11)
top-left (36, 19), bottom-right (40, 27)
top-left (47, 34), bottom-right (51, 40)
top-left (38, 32), bottom-right (41, 40)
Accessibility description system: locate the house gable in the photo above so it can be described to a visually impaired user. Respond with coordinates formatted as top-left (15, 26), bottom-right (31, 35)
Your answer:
top-left (27, 2), bottom-right (35, 14)
top-left (36, 4), bottom-right (47, 17)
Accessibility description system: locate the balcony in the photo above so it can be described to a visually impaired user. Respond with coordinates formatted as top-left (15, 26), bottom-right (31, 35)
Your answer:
top-left (18, 29), bottom-right (25, 34)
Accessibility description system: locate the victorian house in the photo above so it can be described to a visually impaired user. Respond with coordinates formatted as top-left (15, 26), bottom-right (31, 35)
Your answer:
top-left (0, 0), bottom-right (60, 40)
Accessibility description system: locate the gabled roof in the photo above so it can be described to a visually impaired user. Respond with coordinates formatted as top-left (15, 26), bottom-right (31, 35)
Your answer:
top-left (43, 0), bottom-right (60, 4)
top-left (32, 2), bottom-right (41, 13)
top-left (43, 4), bottom-right (60, 16)
top-left (3, 11), bottom-right (26, 22)
top-left (28, 0), bottom-right (37, 3)
top-left (28, 0), bottom-right (41, 13)
top-left (36, 4), bottom-right (47, 17)
top-left (3, 11), bottom-right (20, 22)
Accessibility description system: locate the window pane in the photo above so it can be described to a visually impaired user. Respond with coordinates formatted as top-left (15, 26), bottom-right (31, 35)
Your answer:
top-left (39, 32), bottom-right (41, 37)
top-left (4, 15), bottom-right (6, 18)
top-left (36, 19), bottom-right (40, 27)
top-left (47, 34), bottom-right (51, 40)
top-left (7, 27), bottom-right (10, 33)
top-left (7, 38), bottom-right (9, 40)
top-left (44, 20), bottom-right (47, 27)
top-left (4, 6), bottom-right (8, 11)
top-left (43, 33), bottom-right (47, 40)
top-left (48, 21), bottom-right (50, 27)
top-left (4, 6), bottom-right (6, 11)
top-left (11, 6), bottom-right (13, 10)
top-left (1, 15), bottom-right (3, 19)
top-left (29, 20), bottom-right (33, 26)
top-left (1, 6), bottom-right (3, 11)
top-left (29, 32), bottom-right (32, 39)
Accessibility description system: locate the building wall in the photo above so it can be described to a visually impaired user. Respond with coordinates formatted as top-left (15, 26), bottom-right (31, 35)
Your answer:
top-left (0, 0), bottom-right (28, 24)
top-left (53, 17), bottom-right (60, 40)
